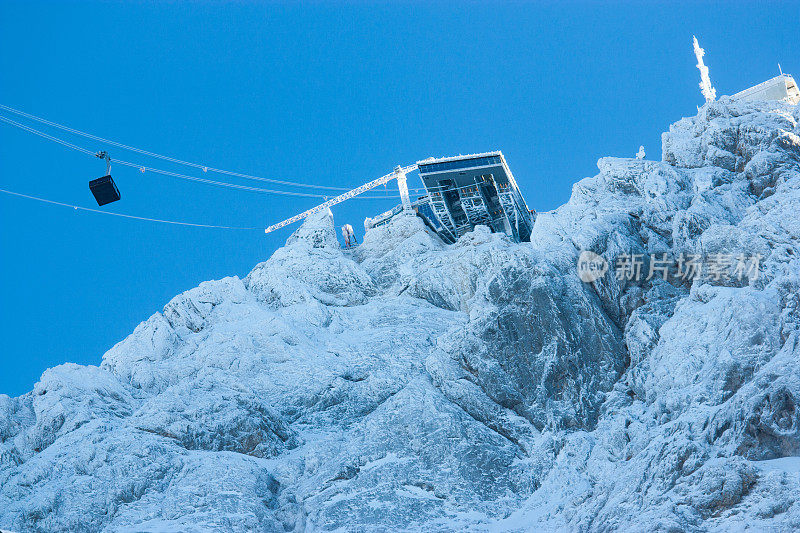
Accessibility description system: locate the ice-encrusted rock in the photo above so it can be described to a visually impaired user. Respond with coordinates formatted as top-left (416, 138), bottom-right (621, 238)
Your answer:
top-left (246, 208), bottom-right (377, 310)
top-left (2, 100), bottom-right (800, 531)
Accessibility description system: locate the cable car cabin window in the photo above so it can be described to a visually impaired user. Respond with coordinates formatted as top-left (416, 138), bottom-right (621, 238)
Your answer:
top-left (89, 175), bottom-right (121, 206)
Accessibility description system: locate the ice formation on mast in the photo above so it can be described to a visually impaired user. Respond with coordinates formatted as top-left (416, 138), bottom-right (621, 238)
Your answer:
top-left (693, 36), bottom-right (717, 103)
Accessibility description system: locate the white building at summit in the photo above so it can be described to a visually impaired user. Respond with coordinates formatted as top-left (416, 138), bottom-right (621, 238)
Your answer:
top-left (731, 73), bottom-right (800, 105)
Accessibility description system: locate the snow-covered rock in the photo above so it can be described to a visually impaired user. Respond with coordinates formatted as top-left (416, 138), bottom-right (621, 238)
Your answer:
top-left (2, 100), bottom-right (800, 531)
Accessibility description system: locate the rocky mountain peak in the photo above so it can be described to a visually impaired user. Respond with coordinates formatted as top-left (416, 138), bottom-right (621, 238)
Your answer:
top-left (2, 100), bottom-right (800, 531)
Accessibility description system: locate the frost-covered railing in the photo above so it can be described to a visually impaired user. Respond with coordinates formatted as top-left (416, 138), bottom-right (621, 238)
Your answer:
top-left (364, 204), bottom-right (404, 230)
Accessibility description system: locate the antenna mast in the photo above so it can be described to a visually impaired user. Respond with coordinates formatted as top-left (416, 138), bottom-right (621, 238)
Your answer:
top-left (693, 36), bottom-right (716, 103)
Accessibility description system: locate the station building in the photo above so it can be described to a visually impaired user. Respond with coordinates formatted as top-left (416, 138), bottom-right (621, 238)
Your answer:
top-left (365, 152), bottom-right (535, 244)
top-left (730, 73), bottom-right (800, 105)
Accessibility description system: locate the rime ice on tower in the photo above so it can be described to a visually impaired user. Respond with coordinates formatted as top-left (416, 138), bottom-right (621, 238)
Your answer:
top-left (693, 35), bottom-right (800, 106)
top-left (693, 36), bottom-right (716, 103)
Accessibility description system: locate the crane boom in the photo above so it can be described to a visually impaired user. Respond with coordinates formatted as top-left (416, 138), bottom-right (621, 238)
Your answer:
top-left (264, 164), bottom-right (417, 235)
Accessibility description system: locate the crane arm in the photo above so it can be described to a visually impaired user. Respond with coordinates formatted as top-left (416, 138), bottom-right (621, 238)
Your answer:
top-left (264, 164), bottom-right (417, 235)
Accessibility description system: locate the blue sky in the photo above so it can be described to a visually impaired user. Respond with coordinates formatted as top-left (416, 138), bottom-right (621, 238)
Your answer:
top-left (1, 1), bottom-right (797, 396)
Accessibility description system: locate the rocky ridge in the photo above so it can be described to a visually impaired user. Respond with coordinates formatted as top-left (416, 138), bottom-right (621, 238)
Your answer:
top-left (1, 99), bottom-right (800, 531)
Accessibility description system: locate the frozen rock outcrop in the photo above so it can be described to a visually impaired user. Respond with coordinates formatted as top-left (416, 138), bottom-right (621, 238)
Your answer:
top-left (246, 208), bottom-right (377, 310)
top-left (2, 100), bottom-right (800, 531)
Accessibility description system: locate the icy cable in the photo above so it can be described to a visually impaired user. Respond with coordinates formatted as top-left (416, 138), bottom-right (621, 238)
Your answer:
top-left (0, 104), bottom-right (427, 194)
top-left (0, 187), bottom-right (265, 230)
top-left (0, 115), bottom-right (410, 200)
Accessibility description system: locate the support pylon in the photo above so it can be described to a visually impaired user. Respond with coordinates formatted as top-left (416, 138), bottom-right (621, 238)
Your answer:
top-left (395, 166), bottom-right (412, 213)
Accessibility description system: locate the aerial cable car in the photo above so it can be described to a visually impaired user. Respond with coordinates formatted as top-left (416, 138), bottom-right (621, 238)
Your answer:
top-left (89, 151), bottom-right (121, 206)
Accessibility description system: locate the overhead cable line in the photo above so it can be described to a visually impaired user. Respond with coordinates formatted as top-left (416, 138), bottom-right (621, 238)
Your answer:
top-left (0, 103), bottom-right (427, 193)
top-left (0, 115), bottom-right (406, 200)
top-left (0, 187), bottom-right (264, 230)
top-left (0, 104), bottom-right (350, 190)
top-left (0, 115), bottom-right (96, 156)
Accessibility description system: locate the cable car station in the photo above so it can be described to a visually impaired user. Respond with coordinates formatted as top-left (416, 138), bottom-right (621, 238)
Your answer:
top-left (364, 152), bottom-right (535, 244)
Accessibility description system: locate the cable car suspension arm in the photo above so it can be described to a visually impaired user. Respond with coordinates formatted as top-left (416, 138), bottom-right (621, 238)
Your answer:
top-left (264, 164), bottom-right (417, 234)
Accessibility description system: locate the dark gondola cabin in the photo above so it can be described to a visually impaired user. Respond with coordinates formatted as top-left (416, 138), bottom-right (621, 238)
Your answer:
top-left (89, 175), bottom-right (121, 206)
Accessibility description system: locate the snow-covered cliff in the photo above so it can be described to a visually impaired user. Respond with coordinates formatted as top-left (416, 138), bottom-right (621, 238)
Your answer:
top-left (2, 99), bottom-right (800, 531)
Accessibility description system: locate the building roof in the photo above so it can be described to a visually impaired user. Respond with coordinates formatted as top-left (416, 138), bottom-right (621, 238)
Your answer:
top-left (731, 74), bottom-right (796, 100)
top-left (416, 151), bottom-right (503, 166)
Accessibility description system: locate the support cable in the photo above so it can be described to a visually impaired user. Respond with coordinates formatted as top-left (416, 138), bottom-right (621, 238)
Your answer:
top-left (0, 186), bottom-right (264, 230)
top-left (0, 103), bottom-right (427, 193)
top-left (0, 115), bottom-right (406, 200)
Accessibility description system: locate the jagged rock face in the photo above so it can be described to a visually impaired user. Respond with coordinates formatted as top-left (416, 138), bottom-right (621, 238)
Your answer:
top-left (2, 100), bottom-right (800, 531)
top-left (246, 209), bottom-right (377, 310)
